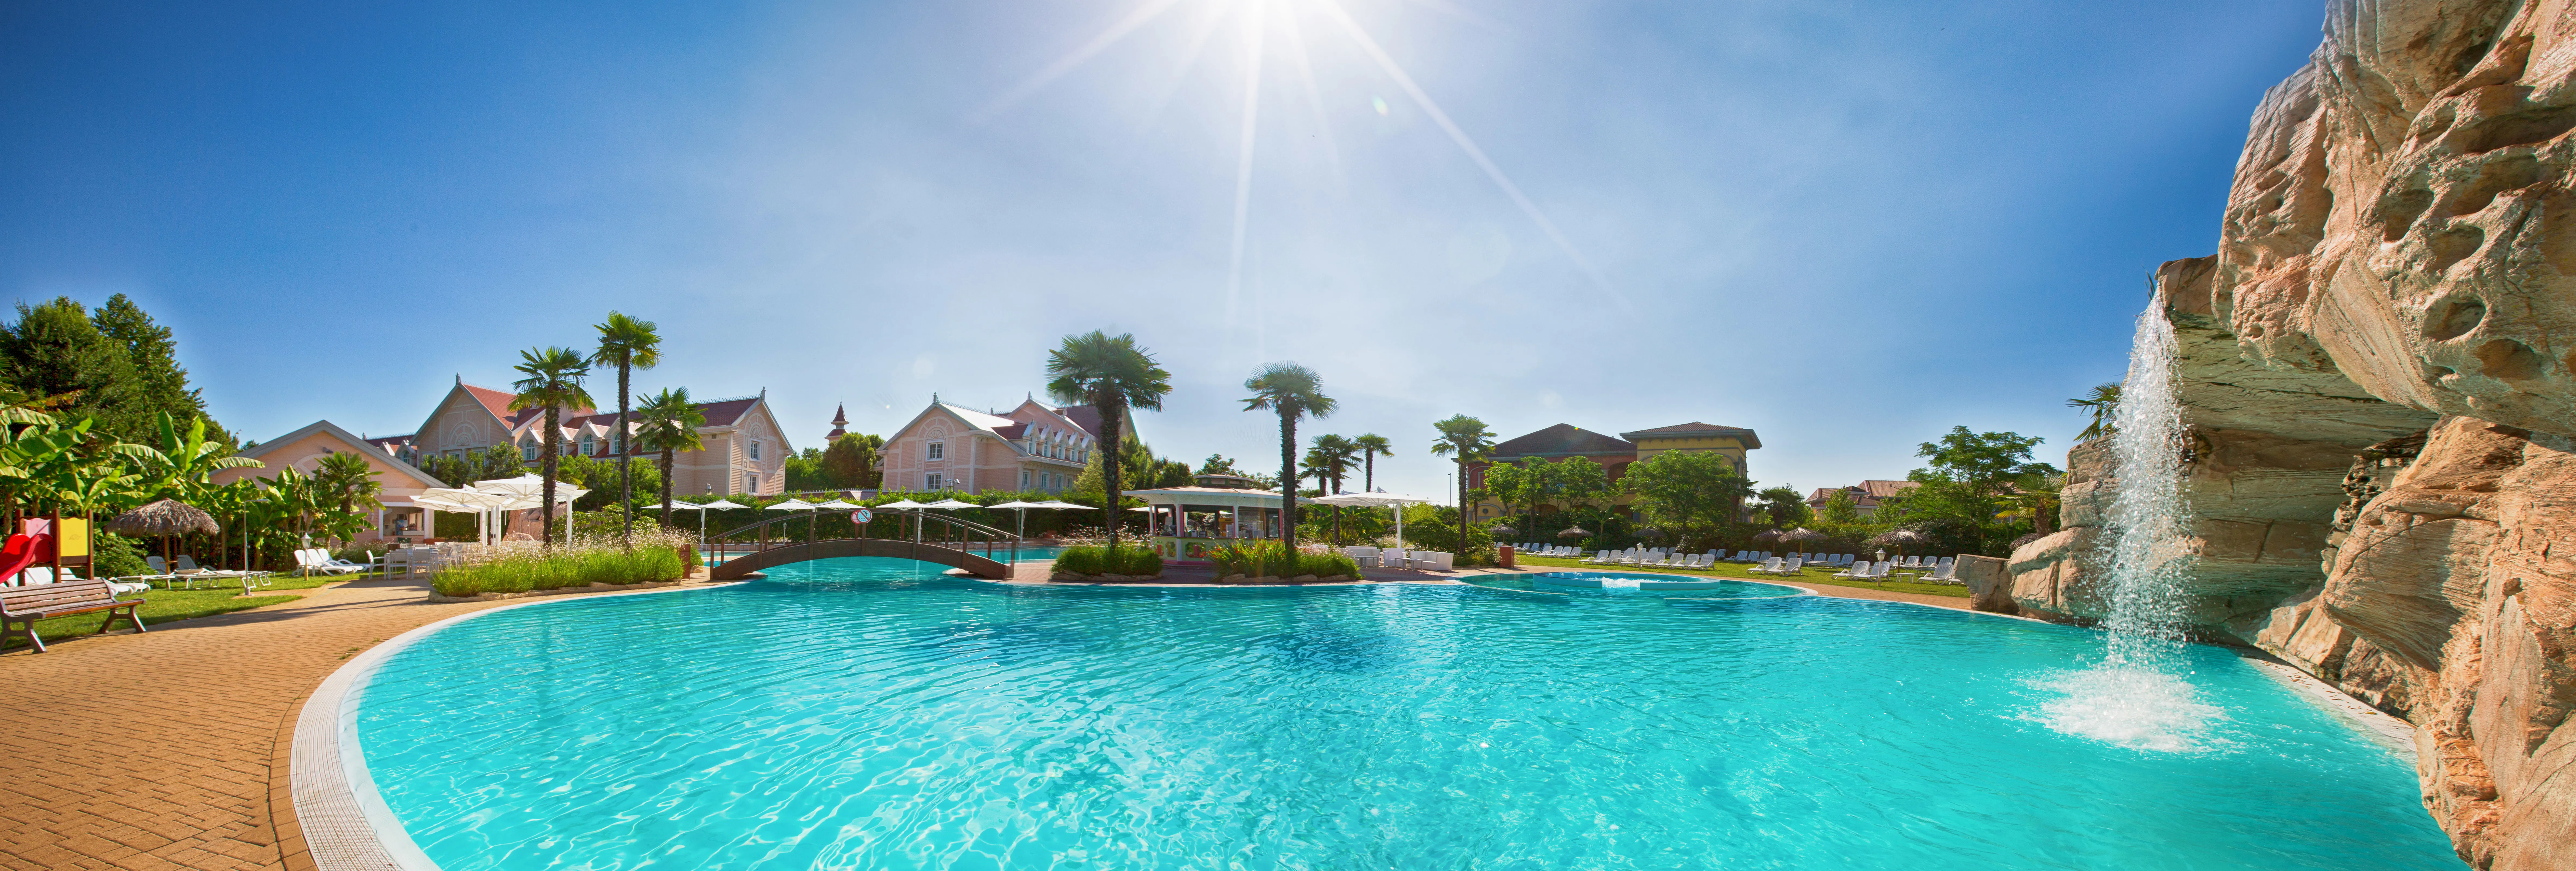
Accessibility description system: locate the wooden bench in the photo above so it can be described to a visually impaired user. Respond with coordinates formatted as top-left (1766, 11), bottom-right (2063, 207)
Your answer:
top-left (1, 579), bottom-right (144, 654)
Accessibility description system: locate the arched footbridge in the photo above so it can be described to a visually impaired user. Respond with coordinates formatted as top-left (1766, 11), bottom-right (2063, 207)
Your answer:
top-left (706, 511), bottom-right (1021, 581)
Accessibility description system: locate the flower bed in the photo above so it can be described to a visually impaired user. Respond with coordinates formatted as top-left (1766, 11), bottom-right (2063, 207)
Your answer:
top-left (430, 532), bottom-right (691, 597)
top-left (1050, 544), bottom-right (1163, 581)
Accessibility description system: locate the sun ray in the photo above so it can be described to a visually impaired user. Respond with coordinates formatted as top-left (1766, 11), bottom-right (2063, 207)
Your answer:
top-left (973, 0), bottom-right (1192, 122)
top-left (1315, 0), bottom-right (1626, 307)
top-left (1225, 0), bottom-right (1271, 327)
top-left (1130, 0), bottom-right (1235, 142)
top-left (1279, 5), bottom-right (1346, 193)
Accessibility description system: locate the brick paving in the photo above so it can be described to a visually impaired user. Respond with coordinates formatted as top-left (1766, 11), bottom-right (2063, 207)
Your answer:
top-left (0, 573), bottom-right (693, 871)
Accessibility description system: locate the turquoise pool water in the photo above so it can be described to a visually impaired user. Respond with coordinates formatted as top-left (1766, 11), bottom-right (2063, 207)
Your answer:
top-left (350, 557), bottom-right (2459, 870)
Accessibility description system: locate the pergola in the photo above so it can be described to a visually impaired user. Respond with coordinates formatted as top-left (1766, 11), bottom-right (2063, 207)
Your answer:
top-left (1127, 485), bottom-right (1285, 562)
top-left (401, 474), bottom-right (591, 545)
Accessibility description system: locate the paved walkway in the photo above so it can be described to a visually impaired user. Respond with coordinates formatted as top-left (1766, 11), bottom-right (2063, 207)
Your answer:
top-left (0, 574), bottom-right (706, 871)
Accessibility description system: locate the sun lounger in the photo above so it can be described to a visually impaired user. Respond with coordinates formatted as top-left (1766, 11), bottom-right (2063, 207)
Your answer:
top-left (1922, 562), bottom-right (1958, 582)
top-left (295, 549), bottom-right (367, 576)
top-left (1754, 557), bottom-right (1784, 574)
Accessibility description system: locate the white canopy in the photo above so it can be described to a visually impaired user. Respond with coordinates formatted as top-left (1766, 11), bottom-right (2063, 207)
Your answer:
top-left (814, 499), bottom-right (861, 510)
top-left (697, 499), bottom-right (748, 510)
top-left (466, 474), bottom-right (589, 504)
top-left (921, 499), bottom-right (981, 510)
top-left (653, 501), bottom-right (712, 511)
top-left (766, 498), bottom-right (819, 511)
top-left (985, 500), bottom-right (1048, 509)
top-left (1032, 500), bottom-right (1091, 510)
top-left (878, 499), bottom-right (930, 510)
top-left (1304, 491), bottom-right (1437, 507)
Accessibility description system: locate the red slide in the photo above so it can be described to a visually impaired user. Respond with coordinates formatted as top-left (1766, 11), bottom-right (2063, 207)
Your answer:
top-left (0, 533), bottom-right (48, 585)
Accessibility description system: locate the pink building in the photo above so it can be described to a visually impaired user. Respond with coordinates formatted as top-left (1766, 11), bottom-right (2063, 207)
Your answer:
top-left (876, 395), bottom-right (1122, 495)
top-left (368, 377), bottom-right (792, 498)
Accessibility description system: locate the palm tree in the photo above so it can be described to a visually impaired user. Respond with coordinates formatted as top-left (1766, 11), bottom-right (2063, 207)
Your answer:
top-left (1430, 414), bottom-right (1495, 531)
top-left (1352, 433), bottom-right (1391, 492)
top-left (510, 347), bottom-right (595, 546)
top-left (634, 388), bottom-right (707, 530)
top-left (1308, 433), bottom-right (1361, 544)
top-left (1044, 331), bottom-right (1173, 550)
top-left (590, 313), bottom-right (663, 539)
top-left (2068, 382), bottom-right (2120, 442)
top-left (1242, 363), bottom-right (1335, 554)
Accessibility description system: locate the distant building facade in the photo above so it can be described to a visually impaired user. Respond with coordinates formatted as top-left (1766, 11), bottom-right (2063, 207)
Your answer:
top-left (1804, 480), bottom-right (1920, 519)
top-left (1467, 421), bottom-right (1760, 521)
top-left (363, 377), bottom-right (792, 498)
top-left (876, 395), bottom-right (1125, 495)
top-left (213, 421), bottom-right (448, 542)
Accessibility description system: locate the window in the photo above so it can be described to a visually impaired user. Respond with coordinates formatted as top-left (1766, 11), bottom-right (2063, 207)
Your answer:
top-left (927, 473), bottom-right (942, 490)
top-left (927, 441), bottom-right (944, 460)
top-left (580, 435), bottom-right (596, 456)
top-left (521, 443), bottom-right (537, 462)
top-left (746, 472), bottom-right (758, 494)
top-left (1021, 471), bottom-right (1030, 489)
top-left (749, 440), bottom-right (762, 461)
top-left (609, 434), bottom-right (622, 456)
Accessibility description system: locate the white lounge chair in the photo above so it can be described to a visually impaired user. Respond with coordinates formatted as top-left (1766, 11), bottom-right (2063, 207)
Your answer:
top-left (296, 549), bottom-right (366, 576)
top-left (1922, 562), bottom-right (1958, 583)
top-left (1754, 557), bottom-right (1784, 574)
top-left (1344, 546), bottom-right (1380, 567)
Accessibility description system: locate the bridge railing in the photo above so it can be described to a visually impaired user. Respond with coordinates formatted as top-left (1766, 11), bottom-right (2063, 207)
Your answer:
top-left (705, 510), bottom-right (1021, 568)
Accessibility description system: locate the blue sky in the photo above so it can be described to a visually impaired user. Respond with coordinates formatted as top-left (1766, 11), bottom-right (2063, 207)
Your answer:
top-left (1, 1), bottom-right (2322, 499)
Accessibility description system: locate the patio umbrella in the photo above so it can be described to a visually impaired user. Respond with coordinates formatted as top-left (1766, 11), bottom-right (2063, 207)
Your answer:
top-left (679, 498), bottom-right (747, 555)
top-left (1486, 524), bottom-right (1517, 538)
top-left (986, 500), bottom-right (1049, 543)
top-left (107, 498), bottom-right (220, 567)
top-left (767, 498), bottom-right (821, 541)
top-left (1556, 525), bottom-right (1590, 539)
top-left (1782, 528), bottom-right (1826, 557)
top-left (1750, 529), bottom-right (1783, 554)
top-left (1867, 528), bottom-right (1930, 556)
top-left (877, 498), bottom-right (931, 542)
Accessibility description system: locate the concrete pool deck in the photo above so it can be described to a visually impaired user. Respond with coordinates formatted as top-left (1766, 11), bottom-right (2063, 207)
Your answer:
top-left (0, 558), bottom-right (1979, 870)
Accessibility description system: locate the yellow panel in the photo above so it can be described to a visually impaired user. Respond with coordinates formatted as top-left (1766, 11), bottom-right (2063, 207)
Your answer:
top-left (55, 517), bottom-right (88, 556)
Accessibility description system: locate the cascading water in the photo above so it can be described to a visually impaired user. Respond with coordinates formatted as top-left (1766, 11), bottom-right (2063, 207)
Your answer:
top-left (2032, 307), bottom-right (2218, 752)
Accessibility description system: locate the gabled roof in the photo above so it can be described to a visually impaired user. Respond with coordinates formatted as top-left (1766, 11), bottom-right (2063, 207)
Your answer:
top-left (460, 383), bottom-right (518, 420)
top-left (236, 420), bottom-right (444, 490)
top-left (1619, 421), bottom-right (1762, 450)
top-left (1060, 405), bottom-right (1105, 440)
top-left (1489, 424), bottom-right (1636, 459)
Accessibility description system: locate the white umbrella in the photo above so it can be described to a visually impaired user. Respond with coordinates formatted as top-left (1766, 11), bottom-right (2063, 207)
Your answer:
top-left (767, 498), bottom-right (821, 541)
top-left (1305, 491), bottom-right (1437, 560)
top-left (986, 500), bottom-right (1048, 542)
top-left (920, 499), bottom-right (980, 510)
top-left (876, 498), bottom-right (930, 543)
top-left (666, 498), bottom-right (745, 554)
top-left (815, 499), bottom-right (860, 510)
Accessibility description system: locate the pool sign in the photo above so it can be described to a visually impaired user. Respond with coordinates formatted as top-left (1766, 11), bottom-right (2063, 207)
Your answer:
top-left (851, 509), bottom-right (873, 524)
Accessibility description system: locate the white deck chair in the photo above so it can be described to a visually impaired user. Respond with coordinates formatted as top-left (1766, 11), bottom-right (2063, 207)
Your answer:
top-left (1755, 557), bottom-right (1784, 574)
top-left (1831, 560), bottom-right (1867, 579)
top-left (1781, 557), bottom-right (1804, 573)
top-left (1922, 562), bottom-right (1958, 582)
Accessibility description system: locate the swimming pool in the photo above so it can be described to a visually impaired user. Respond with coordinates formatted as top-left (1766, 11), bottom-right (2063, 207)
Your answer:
top-left (348, 557), bottom-right (2458, 869)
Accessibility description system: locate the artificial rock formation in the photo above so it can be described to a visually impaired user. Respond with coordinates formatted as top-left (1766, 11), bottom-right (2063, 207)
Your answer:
top-left (2001, 2), bottom-right (2576, 866)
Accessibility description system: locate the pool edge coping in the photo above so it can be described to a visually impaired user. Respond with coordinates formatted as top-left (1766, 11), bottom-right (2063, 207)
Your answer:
top-left (292, 582), bottom-right (742, 871)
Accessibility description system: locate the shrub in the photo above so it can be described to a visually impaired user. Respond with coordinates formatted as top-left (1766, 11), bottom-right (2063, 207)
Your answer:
top-left (93, 533), bottom-right (150, 579)
top-left (1210, 542), bottom-right (1359, 579)
top-left (429, 537), bottom-right (689, 597)
top-left (1054, 544), bottom-right (1160, 577)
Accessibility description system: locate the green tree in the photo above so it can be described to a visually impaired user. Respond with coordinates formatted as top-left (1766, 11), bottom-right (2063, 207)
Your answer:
top-left (1915, 426), bottom-right (2058, 500)
top-left (1757, 486), bottom-right (1810, 529)
top-left (590, 312), bottom-right (663, 538)
top-left (1352, 433), bottom-right (1391, 492)
top-left (785, 447), bottom-right (830, 491)
top-left (635, 388), bottom-right (706, 529)
top-left (1429, 414), bottom-right (1494, 532)
top-left (821, 433), bottom-right (884, 488)
top-left (510, 347), bottom-right (595, 545)
top-left (1818, 488), bottom-right (1863, 525)
top-left (1045, 331), bottom-right (1173, 549)
top-left (0, 298), bottom-right (139, 437)
top-left (92, 295), bottom-right (226, 446)
top-left (2069, 383), bottom-right (2120, 442)
top-left (1555, 456), bottom-right (1614, 543)
top-left (1198, 454), bottom-right (1242, 476)
top-left (314, 451), bottom-right (384, 521)
top-left (1622, 451), bottom-right (1755, 553)
top-left (1243, 363), bottom-right (1334, 553)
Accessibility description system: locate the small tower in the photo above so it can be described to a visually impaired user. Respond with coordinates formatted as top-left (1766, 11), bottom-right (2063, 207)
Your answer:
top-left (827, 404), bottom-right (849, 442)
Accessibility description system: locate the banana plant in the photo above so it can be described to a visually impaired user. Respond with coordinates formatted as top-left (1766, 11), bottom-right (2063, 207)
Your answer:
top-left (145, 412), bottom-right (262, 504)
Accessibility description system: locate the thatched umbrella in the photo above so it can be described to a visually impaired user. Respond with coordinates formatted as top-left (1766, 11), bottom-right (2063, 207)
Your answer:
top-left (1867, 528), bottom-right (1930, 557)
top-left (107, 499), bottom-right (221, 567)
top-left (1781, 527), bottom-right (1826, 556)
top-left (1750, 529), bottom-right (1784, 553)
top-left (1556, 525), bottom-right (1590, 539)
top-left (1487, 524), bottom-right (1519, 538)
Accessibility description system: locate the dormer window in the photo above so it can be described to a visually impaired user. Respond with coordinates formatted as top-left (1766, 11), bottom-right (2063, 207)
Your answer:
top-left (521, 441), bottom-right (538, 462)
top-left (580, 435), bottom-right (597, 456)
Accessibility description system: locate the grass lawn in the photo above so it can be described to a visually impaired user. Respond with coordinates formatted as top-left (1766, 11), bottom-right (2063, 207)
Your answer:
top-left (1513, 554), bottom-right (1972, 598)
top-left (5, 572), bottom-right (352, 650)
